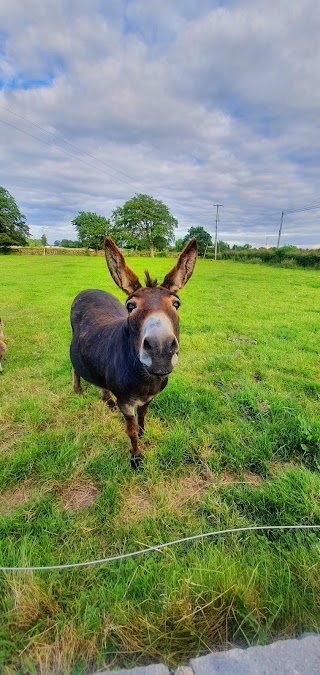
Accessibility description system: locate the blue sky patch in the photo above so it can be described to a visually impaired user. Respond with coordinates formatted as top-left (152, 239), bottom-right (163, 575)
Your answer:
top-left (0, 75), bottom-right (54, 91)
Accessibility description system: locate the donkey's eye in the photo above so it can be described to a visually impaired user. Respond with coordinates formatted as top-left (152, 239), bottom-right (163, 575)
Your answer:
top-left (126, 301), bottom-right (137, 313)
top-left (172, 299), bottom-right (180, 310)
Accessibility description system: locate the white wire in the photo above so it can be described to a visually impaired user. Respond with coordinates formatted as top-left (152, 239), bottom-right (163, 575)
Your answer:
top-left (0, 525), bottom-right (319, 572)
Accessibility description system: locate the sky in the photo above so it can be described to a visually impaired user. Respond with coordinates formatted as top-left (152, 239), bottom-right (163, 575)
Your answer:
top-left (1, 0), bottom-right (320, 247)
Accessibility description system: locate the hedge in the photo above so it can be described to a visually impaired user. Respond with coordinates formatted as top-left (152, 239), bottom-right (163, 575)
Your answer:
top-left (216, 248), bottom-right (320, 268)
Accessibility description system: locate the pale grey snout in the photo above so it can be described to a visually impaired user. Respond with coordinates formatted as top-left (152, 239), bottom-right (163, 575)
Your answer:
top-left (139, 313), bottom-right (179, 375)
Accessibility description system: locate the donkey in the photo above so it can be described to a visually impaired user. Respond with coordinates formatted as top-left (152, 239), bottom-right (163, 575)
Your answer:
top-left (70, 236), bottom-right (197, 466)
top-left (0, 318), bottom-right (7, 373)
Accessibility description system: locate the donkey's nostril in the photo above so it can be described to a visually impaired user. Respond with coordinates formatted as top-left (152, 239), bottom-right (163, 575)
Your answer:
top-left (170, 337), bottom-right (179, 353)
top-left (143, 338), bottom-right (152, 351)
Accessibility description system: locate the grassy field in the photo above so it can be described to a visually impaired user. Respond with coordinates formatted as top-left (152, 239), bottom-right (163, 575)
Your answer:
top-left (0, 253), bottom-right (320, 674)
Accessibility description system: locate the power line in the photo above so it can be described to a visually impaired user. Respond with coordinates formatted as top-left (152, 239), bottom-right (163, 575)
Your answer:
top-left (286, 195), bottom-right (320, 212)
top-left (3, 107), bottom-right (320, 218)
top-left (277, 204), bottom-right (320, 247)
top-left (0, 115), bottom-right (212, 218)
top-left (0, 103), bottom-right (149, 186)
top-left (0, 105), bottom-right (230, 220)
top-left (286, 204), bottom-right (320, 215)
top-left (0, 117), bottom-right (137, 187)
top-left (2, 104), bottom-right (320, 233)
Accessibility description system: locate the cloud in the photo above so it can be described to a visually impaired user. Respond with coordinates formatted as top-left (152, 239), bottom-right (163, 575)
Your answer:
top-left (0, 0), bottom-right (319, 246)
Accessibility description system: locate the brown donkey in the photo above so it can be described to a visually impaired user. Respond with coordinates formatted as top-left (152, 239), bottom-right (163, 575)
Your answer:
top-left (0, 318), bottom-right (7, 373)
top-left (70, 237), bottom-right (197, 466)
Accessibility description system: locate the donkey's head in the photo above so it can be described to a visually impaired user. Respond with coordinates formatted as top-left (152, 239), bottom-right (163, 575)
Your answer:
top-left (105, 238), bottom-right (197, 376)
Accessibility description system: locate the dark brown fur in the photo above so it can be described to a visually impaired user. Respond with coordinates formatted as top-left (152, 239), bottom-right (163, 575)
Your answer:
top-left (0, 319), bottom-right (7, 373)
top-left (70, 237), bottom-right (197, 466)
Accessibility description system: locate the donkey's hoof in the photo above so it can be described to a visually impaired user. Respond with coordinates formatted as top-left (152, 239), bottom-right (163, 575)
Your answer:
top-left (130, 455), bottom-right (143, 470)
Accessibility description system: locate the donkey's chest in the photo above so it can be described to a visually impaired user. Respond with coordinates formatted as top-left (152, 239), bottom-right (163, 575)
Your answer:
top-left (126, 375), bottom-right (169, 408)
top-left (130, 396), bottom-right (154, 408)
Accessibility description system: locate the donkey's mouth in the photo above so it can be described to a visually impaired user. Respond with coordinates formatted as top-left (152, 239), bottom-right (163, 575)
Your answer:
top-left (152, 371), bottom-right (170, 376)
top-left (147, 368), bottom-right (171, 377)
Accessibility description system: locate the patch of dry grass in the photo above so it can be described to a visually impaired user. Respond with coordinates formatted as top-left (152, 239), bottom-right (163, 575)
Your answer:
top-left (58, 478), bottom-right (101, 511)
top-left (0, 479), bottom-right (36, 516)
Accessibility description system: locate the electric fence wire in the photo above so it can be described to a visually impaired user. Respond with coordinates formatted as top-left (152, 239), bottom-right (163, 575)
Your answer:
top-left (0, 524), bottom-right (319, 572)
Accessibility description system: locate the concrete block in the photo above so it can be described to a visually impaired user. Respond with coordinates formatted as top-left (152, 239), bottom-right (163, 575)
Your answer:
top-left (96, 664), bottom-right (170, 675)
top-left (189, 634), bottom-right (320, 674)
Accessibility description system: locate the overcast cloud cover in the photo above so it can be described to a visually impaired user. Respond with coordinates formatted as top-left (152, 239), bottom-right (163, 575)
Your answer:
top-left (1, 0), bottom-right (320, 246)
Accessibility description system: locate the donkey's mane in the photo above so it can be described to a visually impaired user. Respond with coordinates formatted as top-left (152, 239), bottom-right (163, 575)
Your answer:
top-left (144, 270), bottom-right (158, 288)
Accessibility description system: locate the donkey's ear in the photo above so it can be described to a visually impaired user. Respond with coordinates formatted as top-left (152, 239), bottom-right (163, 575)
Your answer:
top-left (104, 237), bottom-right (142, 295)
top-left (161, 238), bottom-right (198, 293)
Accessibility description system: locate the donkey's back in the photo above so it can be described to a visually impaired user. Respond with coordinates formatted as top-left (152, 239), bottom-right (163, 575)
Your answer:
top-left (70, 289), bottom-right (127, 390)
top-left (71, 289), bottom-right (126, 333)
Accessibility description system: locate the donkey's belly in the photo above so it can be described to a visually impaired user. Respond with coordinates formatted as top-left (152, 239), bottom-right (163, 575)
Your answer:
top-left (70, 340), bottom-right (107, 389)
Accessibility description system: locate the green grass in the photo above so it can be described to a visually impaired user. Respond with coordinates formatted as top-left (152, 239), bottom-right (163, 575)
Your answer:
top-left (0, 254), bottom-right (320, 674)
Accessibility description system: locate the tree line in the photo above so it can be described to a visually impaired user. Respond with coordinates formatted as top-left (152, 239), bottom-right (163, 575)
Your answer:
top-left (2, 185), bottom-right (317, 261)
top-left (0, 186), bottom-right (217, 255)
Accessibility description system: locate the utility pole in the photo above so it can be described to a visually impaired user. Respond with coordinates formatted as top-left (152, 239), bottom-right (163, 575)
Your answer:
top-left (277, 210), bottom-right (284, 248)
top-left (265, 234), bottom-right (273, 249)
top-left (213, 204), bottom-right (223, 260)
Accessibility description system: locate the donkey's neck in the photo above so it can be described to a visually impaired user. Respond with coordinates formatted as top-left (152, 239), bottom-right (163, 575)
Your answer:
top-left (101, 318), bottom-right (168, 404)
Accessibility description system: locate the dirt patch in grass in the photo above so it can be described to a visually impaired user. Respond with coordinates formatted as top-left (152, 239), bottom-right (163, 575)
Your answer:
top-left (58, 478), bottom-right (101, 511)
top-left (0, 423), bottom-right (25, 456)
top-left (120, 472), bottom-right (208, 523)
top-left (257, 399), bottom-right (270, 412)
top-left (120, 486), bottom-right (155, 524)
top-left (219, 469), bottom-right (263, 487)
top-left (0, 478), bottom-right (36, 516)
top-left (121, 469), bottom-right (264, 524)
top-left (168, 471), bottom-right (209, 509)
top-left (170, 469), bottom-right (263, 511)
top-left (268, 461), bottom-right (299, 476)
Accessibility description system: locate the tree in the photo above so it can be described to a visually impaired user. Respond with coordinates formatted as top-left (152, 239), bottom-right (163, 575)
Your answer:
top-left (59, 239), bottom-right (82, 248)
top-left (232, 243), bottom-right (252, 250)
top-left (274, 244), bottom-right (297, 260)
top-left (174, 238), bottom-right (185, 252)
top-left (111, 194), bottom-right (177, 256)
top-left (0, 233), bottom-right (19, 248)
top-left (54, 239), bottom-right (81, 248)
top-left (72, 212), bottom-right (110, 252)
top-left (27, 238), bottom-right (42, 247)
top-left (182, 226), bottom-right (211, 256)
top-left (0, 186), bottom-right (30, 246)
top-left (218, 240), bottom-right (230, 252)
top-left (41, 233), bottom-right (48, 246)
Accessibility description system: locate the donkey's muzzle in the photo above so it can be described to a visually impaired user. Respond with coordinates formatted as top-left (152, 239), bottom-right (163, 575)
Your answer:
top-left (140, 333), bottom-right (179, 375)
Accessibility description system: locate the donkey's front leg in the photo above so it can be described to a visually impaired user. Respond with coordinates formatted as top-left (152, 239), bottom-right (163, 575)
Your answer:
top-left (137, 403), bottom-right (149, 438)
top-left (118, 402), bottom-right (142, 469)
